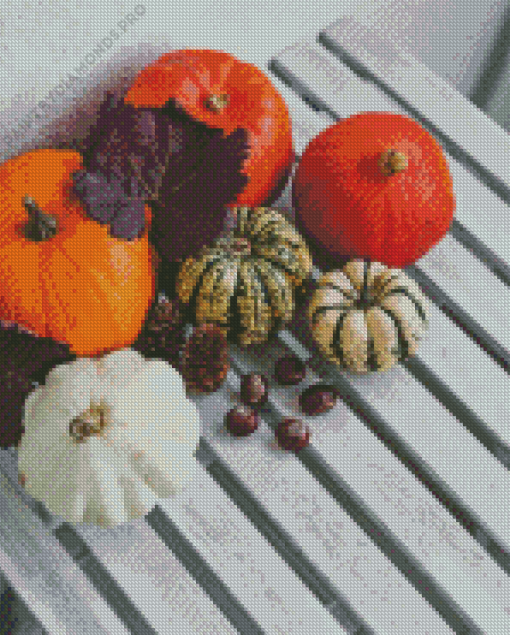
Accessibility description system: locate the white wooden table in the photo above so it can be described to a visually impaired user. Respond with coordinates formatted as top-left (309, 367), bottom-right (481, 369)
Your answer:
top-left (2, 8), bottom-right (510, 635)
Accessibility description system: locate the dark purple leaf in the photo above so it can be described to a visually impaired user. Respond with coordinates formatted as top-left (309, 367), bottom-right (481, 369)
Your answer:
top-left (0, 322), bottom-right (75, 447)
top-left (72, 169), bottom-right (147, 240)
top-left (72, 170), bottom-right (125, 224)
top-left (80, 94), bottom-right (250, 259)
top-left (109, 196), bottom-right (146, 241)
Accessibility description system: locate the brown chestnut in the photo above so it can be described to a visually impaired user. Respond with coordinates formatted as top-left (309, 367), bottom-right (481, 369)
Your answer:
top-left (275, 418), bottom-right (310, 452)
top-left (240, 373), bottom-right (269, 408)
top-left (225, 405), bottom-right (260, 437)
top-left (274, 355), bottom-right (306, 386)
top-left (299, 384), bottom-right (340, 416)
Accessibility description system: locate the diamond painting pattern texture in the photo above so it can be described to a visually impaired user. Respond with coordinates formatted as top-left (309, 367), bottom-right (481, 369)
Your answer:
top-left (0, 1), bottom-right (509, 633)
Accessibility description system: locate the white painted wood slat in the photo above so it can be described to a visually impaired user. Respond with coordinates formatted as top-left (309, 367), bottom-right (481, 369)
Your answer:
top-left (0, 26), bottom-right (508, 635)
top-left (319, 11), bottom-right (510, 193)
top-left (192, 370), bottom-right (456, 635)
top-left (71, 462), bottom-right (344, 635)
top-left (240, 78), bottom-right (510, 631)
top-left (227, 337), bottom-right (510, 635)
top-left (0, 455), bottom-right (131, 635)
top-left (269, 42), bottom-right (510, 452)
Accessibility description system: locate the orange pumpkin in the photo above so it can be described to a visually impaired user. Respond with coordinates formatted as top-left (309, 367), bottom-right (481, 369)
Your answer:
top-left (0, 149), bottom-right (156, 357)
top-left (292, 112), bottom-right (456, 268)
top-left (123, 48), bottom-right (295, 207)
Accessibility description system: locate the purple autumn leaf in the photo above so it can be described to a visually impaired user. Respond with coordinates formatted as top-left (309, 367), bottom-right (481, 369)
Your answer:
top-left (80, 93), bottom-right (250, 259)
top-left (72, 169), bottom-right (147, 240)
top-left (0, 322), bottom-right (75, 448)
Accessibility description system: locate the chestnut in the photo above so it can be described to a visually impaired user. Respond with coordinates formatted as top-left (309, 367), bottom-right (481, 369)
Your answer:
top-left (274, 355), bottom-right (306, 386)
top-left (225, 405), bottom-right (260, 437)
top-left (275, 418), bottom-right (310, 452)
top-left (299, 384), bottom-right (340, 416)
top-left (240, 373), bottom-right (269, 408)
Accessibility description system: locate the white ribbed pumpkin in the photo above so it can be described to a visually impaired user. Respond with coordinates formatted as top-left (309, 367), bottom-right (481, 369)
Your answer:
top-left (308, 259), bottom-right (429, 373)
top-left (17, 349), bottom-right (201, 527)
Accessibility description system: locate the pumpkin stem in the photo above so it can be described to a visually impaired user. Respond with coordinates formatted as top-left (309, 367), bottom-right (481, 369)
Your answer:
top-left (23, 195), bottom-right (59, 241)
top-left (378, 149), bottom-right (408, 176)
top-left (204, 93), bottom-right (229, 112)
top-left (69, 405), bottom-right (106, 443)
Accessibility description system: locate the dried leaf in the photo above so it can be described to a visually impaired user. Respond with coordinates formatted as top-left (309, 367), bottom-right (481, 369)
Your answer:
top-left (72, 169), bottom-right (147, 241)
top-left (0, 322), bottom-right (75, 447)
top-left (80, 94), bottom-right (250, 257)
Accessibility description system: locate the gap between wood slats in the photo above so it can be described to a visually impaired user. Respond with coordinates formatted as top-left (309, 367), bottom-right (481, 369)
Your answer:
top-left (2, 423), bottom-right (452, 635)
top-left (406, 264), bottom-right (510, 375)
top-left (1, 444), bottom-right (360, 635)
top-left (222, 353), bottom-right (482, 635)
top-left (274, 150), bottom-right (510, 481)
top-left (0, 366), bottom-right (494, 634)
top-left (263, 79), bottom-right (510, 474)
top-left (0, 584), bottom-right (47, 634)
top-left (315, 32), bottom-right (510, 212)
top-left (196, 440), bottom-right (375, 635)
top-left (274, 306), bottom-right (510, 576)
top-left (64, 510), bottom-right (266, 635)
top-left (0, 450), bottom-right (157, 635)
top-left (268, 54), bottom-right (510, 290)
top-left (466, 3), bottom-right (510, 116)
top-left (28, 442), bottom-right (373, 635)
top-left (5, 451), bottom-right (265, 635)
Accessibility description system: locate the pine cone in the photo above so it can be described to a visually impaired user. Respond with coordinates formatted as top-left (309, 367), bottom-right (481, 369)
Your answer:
top-left (132, 294), bottom-right (187, 370)
top-left (181, 323), bottom-right (229, 393)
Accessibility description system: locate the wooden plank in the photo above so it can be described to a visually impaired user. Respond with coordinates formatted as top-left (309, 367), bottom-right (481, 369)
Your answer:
top-left (227, 335), bottom-right (510, 635)
top-left (270, 40), bottom-right (510, 283)
top-left (228, 78), bottom-right (510, 631)
top-left (59, 463), bottom-right (346, 635)
top-left (190, 370), bottom-right (457, 635)
top-left (268, 42), bottom-right (510, 454)
top-left (318, 12), bottom-right (510, 194)
top-left (309, 0), bottom-right (508, 101)
top-left (0, 452), bottom-right (131, 635)
top-left (55, 516), bottom-right (241, 635)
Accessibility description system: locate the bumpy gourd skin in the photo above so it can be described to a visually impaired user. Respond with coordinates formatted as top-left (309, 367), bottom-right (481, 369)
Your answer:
top-left (18, 349), bottom-right (201, 528)
top-left (176, 206), bottom-right (312, 347)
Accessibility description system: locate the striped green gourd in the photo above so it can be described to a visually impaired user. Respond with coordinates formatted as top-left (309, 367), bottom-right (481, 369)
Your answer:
top-left (176, 206), bottom-right (312, 347)
top-left (308, 259), bottom-right (429, 373)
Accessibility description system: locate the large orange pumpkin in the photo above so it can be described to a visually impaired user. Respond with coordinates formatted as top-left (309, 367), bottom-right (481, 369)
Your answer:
top-left (292, 112), bottom-right (456, 268)
top-left (0, 149), bottom-right (156, 357)
top-left (123, 48), bottom-right (295, 207)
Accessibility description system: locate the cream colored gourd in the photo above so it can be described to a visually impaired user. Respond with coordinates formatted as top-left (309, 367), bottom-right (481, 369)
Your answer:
top-left (308, 259), bottom-right (429, 373)
top-left (18, 349), bottom-right (201, 527)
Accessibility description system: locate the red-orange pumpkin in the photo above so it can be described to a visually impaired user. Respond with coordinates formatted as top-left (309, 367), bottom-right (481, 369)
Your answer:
top-left (123, 48), bottom-right (295, 207)
top-left (0, 149), bottom-right (156, 357)
top-left (292, 112), bottom-right (456, 268)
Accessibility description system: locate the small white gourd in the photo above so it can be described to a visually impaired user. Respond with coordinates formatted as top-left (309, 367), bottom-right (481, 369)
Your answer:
top-left (308, 259), bottom-right (429, 373)
top-left (18, 348), bottom-right (201, 527)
